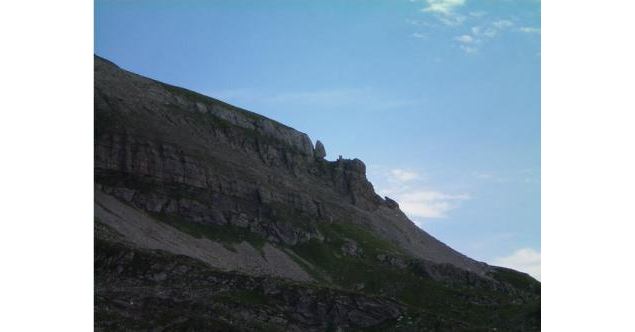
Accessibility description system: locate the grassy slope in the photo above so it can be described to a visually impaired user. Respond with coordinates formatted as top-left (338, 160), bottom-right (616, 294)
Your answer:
top-left (129, 205), bottom-right (540, 330)
top-left (97, 210), bottom-right (539, 330)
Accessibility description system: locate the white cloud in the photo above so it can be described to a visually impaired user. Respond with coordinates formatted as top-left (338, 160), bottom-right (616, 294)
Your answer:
top-left (519, 27), bottom-right (540, 34)
top-left (414, 1), bottom-right (524, 54)
top-left (493, 248), bottom-right (541, 280)
top-left (406, 18), bottom-right (436, 28)
top-left (459, 45), bottom-right (478, 54)
top-left (481, 27), bottom-right (499, 38)
top-left (421, 0), bottom-right (467, 26)
top-left (437, 14), bottom-right (466, 26)
top-left (375, 168), bottom-right (469, 221)
top-left (411, 32), bottom-right (428, 39)
top-left (492, 19), bottom-right (514, 29)
top-left (455, 34), bottom-right (480, 53)
top-left (471, 20), bottom-right (512, 39)
top-left (471, 169), bottom-right (539, 184)
top-left (471, 26), bottom-right (491, 38)
top-left (422, 0), bottom-right (466, 15)
top-left (455, 34), bottom-right (475, 44)
top-left (453, 18), bottom-right (516, 54)
top-left (389, 169), bottom-right (420, 182)
top-left (396, 190), bottom-right (470, 219)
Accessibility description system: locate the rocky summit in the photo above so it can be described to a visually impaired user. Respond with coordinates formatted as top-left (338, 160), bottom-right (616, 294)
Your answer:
top-left (94, 55), bottom-right (540, 331)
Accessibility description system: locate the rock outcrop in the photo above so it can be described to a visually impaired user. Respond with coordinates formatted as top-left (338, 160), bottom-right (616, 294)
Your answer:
top-left (314, 140), bottom-right (326, 159)
top-left (385, 196), bottom-right (400, 209)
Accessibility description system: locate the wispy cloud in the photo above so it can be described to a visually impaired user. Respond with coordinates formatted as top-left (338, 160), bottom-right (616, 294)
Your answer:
top-left (410, 0), bottom-right (539, 54)
top-left (492, 19), bottom-right (514, 29)
top-left (394, 190), bottom-right (470, 219)
top-left (455, 33), bottom-right (481, 54)
top-left (422, 0), bottom-right (466, 16)
top-left (519, 26), bottom-right (540, 34)
top-left (437, 14), bottom-right (467, 26)
top-left (472, 169), bottom-right (540, 184)
top-left (455, 34), bottom-right (476, 44)
top-left (471, 26), bottom-right (496, 38)
top-left (493, 248), bottom-right (541, 280)
top-left (421, 0), bottom-right (467, 26)
top-left (411, 32), bottom-right (428, 39)
top-left (389, 169), bottom-right (421, 182)
top-left (455, 19), bottom-right (516, 53)
top-left (405, 18), bottom-right (437, 28)
top-left (459, 45), bottom-right (478, 54)
top-left (377, 168), bottom-right (470, 222)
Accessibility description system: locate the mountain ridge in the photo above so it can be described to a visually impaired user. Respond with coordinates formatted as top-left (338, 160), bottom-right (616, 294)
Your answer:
top-left (95, 54), bottom-right (486, 273)
top-left (94, 54), bottom-right (540, 331)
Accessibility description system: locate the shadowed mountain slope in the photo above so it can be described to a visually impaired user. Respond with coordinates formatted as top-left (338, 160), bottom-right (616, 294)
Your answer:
top-left (94, 55), bottom-right (540, 331)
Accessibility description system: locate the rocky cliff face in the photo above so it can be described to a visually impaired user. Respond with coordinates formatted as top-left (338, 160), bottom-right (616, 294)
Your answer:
top-left (94, 55), bottom-right (540, 331)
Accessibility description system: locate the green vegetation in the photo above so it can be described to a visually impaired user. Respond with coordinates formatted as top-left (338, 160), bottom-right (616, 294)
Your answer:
top-left (216, 289), bottom-right (272, 306)
top-left (490, 266), bottom-right (541, 293)
top-left (284, 220), bottom-right (540, 329)
top-left (322, 222), bottom-right (402, 255)
top-left (292, 222), bottom-right (413, 294)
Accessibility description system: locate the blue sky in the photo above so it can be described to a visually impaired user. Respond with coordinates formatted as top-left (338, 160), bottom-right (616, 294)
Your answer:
top-left (95, 0), bottom-right (541, 279)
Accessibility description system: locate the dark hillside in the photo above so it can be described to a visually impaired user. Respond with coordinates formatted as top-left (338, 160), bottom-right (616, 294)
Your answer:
top-left (94, 55), bottom-right (540, 331)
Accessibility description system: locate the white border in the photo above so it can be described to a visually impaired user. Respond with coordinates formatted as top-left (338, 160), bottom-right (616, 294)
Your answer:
top-left (1, 0), bottom-right (635, 330)
top-left (543, 0), bottom-right (635, 330)
top-left (0, 0), bottom-right (93, 330)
